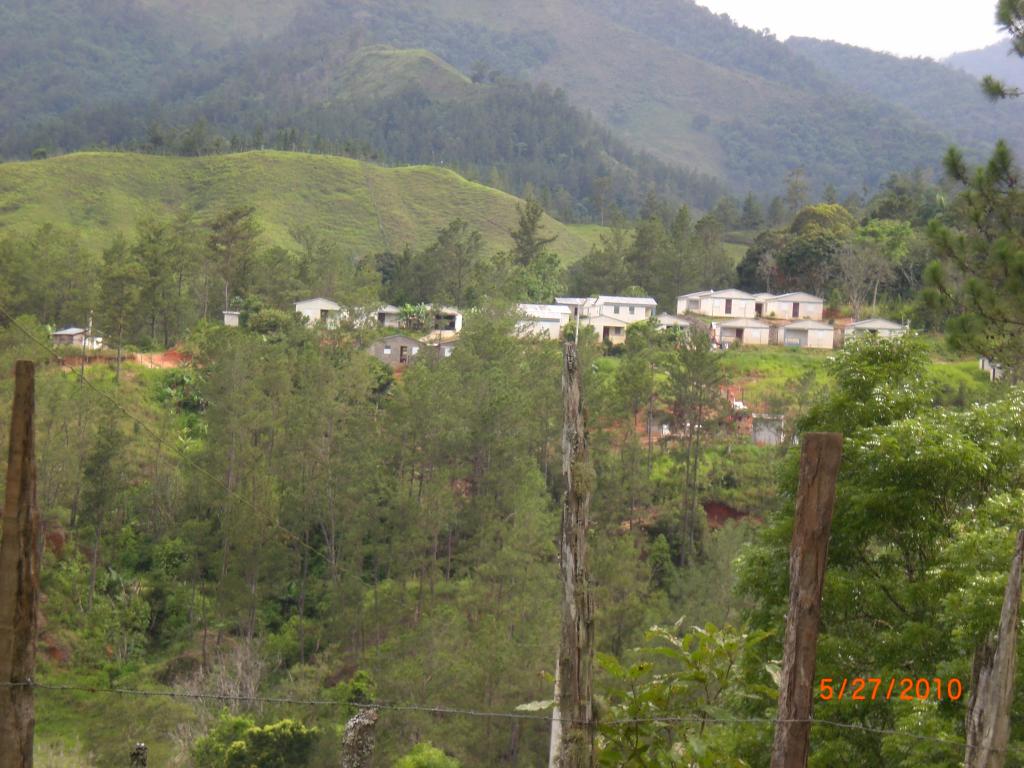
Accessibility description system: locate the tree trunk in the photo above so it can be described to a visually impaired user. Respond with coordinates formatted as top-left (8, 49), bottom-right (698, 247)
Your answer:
top-left (770, 432), bottom-right (843, 768)
top-left (964, 529), bottom-right (1024, 768)
top-left (551, 342), bottom-right (595, 768)
top-left (0, 362), bottom-right (40, 768)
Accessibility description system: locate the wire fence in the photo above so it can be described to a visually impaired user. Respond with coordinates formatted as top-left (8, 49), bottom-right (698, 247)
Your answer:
top-left (2, 679), bottom-right (1022, 759)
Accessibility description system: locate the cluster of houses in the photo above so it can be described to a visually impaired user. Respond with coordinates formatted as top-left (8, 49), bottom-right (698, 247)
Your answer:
top-left (217, 290), bottom-right (913, 370)
top-left (515, 289), bottom-right (907, 350)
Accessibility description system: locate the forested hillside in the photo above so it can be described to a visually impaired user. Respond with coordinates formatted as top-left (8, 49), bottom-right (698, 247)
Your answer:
top-left (0, 0), bottom-right (1007, 206)
top-left (945, 38), bottom-right (1024, 90)
top-left (787, 37), bottom-right (1024, 159)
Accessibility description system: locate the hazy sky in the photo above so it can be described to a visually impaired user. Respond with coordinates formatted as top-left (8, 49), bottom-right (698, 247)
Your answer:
top-left (697, 0), bottom-right (1006, 59)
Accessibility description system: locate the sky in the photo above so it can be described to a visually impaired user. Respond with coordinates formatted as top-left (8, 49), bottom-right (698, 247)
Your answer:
top-left (696, 0), bottom-right (1007, 59)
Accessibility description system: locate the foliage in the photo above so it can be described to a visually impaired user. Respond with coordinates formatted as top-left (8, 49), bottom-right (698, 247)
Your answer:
top-left (192, 711), bottom-right (318, 768)
top-left (597, 621), bottom-right (773, 768)
top-left (395, 742), bottom-right (462, 768)
top-left (926, 140), bottom-right (1024, 377)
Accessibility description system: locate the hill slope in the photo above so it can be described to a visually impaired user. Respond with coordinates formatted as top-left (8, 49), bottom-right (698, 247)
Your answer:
top-left (0, 151), bottom-right (601, 260)
top-left (787, 37), bottom-right (1024, 159)
top-left (0, 0), bottom-right (1006, 199)
top-left (945, 39), bottom-right (1024, 91)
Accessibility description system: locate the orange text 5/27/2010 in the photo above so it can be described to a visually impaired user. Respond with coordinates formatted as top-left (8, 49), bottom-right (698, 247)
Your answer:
top-left (817, 677), bottom-right (964, 702)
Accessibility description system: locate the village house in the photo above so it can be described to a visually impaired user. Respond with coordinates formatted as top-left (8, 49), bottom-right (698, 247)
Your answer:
top-left (717, 318), bottom-right (770, 347)
top-left (516, 303), bottom-right (573, 339)
top-left (222, 310), bottom-right (241, 327)
top-left (844, 318), bottom-right (907, 340)
top-left (677, 289), bottom-right (756, 318)
top-left (367, 334), bottom-right (423, 367)
top-left (763, 292), bottom-right (824, 320)
top-left (51, 327), bottom-right (103, 350)
top-left (782, 319), bottom-right (835, 349)
top-left (557, 295), bottom-right (657, 321)
top-left (374, 304), bottom-right (463, 332)
top-left (294, 298), bottom-right (343, 327)
top-left (376, 305), bottom-right (402, 328)
top-left (979, 356), bottom-right (1005, 382)
top-left (656, 313), bottom-right (692, 330)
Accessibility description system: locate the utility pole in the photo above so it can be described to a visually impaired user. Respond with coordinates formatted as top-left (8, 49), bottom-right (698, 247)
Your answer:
top-left (0, 361), bottom-right (41, 768)
top-left (340, 708), bottom-right (379, 768)
top-left (964, 529), bottom-right (1024, 768)
top-left (770, 432), bottom-right (843, 768)
top-left (550, 341), bottom-right (595, 768)
top-left (80, 310), bottom-right (93, 381)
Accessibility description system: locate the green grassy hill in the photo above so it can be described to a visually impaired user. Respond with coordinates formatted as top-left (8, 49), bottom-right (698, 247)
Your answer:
top-left (0, 151), bottom-right (602, 260)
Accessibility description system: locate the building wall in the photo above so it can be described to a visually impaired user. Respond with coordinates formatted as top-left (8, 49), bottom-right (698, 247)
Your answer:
top-left (765, 300), bottom-right (824, 321)
top-left (721, 326), bottom-right (769, 346)
top-left (702, 297), bottom-right (756, 318)
top-left (518, 319), bottom-right (563, 340)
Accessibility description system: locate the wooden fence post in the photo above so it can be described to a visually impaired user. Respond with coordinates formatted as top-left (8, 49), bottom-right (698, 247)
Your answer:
top-left (964, 529), bottom-right (1024, 768)
top-left (340, 708), bottom-right (379, 768)
top-left (770, 432), bottom-right (843, 768)
top-left (551, 342), bottom-right (595, 768)
top-left (0, 361), bottom-right (40, 768)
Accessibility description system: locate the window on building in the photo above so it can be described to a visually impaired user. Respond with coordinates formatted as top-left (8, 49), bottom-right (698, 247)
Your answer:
top-left (383, 345), bottom-right (392, 355)
top-left (792, 303), bottom-right (800, 318)
top-left (725, 299), bottom-right (733, 315)
top-left (629, 305), bottom-right (635, 315)
top-left (613, 305), bottom-right (620, 314)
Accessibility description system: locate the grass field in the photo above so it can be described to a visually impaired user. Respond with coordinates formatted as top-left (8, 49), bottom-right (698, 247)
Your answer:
top-left (0, 151), bottom-right (600, 261)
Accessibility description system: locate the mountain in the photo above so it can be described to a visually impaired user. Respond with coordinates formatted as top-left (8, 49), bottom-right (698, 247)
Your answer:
top-left (945, 39), bottom-right (1024, 91)
top-left (0, 151), bottom-right (604, 260)
top-left (0, 0), bottom-right (1013, 203)
top-left (787, 37), bottom-right (1024, 160)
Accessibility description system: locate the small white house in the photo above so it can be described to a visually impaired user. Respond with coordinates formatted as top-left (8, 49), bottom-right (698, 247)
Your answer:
top-left (717, 318), bottom-right (770, 347)
top-left (764, 292), bottom-right (824, 320)
top-left (588, 314), bottom-right (632, 345)
top-left (517, 304), bottom-right (572, 339)
top-left (677, 289), bottom-right (756, 319)
top-left (979, 357), bottom-right (1006, 382)
top-left (782, 320), bottom-right (835, 349)
top-left (375, 305), bottom-right (402, 328)
top-left (295, 298), bottom-right (343, 327)
top-left (557, 295), bottom-right (657, 322)
top-left (222, 311), bottom-right (240, 327)
top-left (52, 327), bottom-right (103, 350)
top-left (656, 313), bottom-right (692, 330)
top-left (844, 318), bottom-right (907, 340)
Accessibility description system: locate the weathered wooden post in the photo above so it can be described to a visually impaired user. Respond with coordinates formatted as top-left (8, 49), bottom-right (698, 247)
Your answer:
top-left (964, 529), bottom-right (1024, 768)
top-left (0, 361), bottom-right (40, 768)
top-left (340, 708), bottom-right (379, 768)
top-left (550, 341), bottom-right (595, 768)
top-left (770, 432), bottom-right (843, 768)
top-left (129, 743), bottom-right (148, 767)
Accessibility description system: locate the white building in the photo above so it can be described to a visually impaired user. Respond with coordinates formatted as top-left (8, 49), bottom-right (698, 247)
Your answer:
top-left (52, 327), bottom-right (103, 351)
top-left (782, 320), bottom-right (835, 349)
top-left (677, 289), bottom-right (756, 319)
top-left (844, 318), bottom-right (907, 340)
top-left (295, 298), bottom-right (343, 327)
top-left (557, 295), bottom-right (657, 321)
top-left (763, 292), bottom-right (824, 321)
top-left (717, 318), bottom-right (770, 347)
top-left (656, 313), bottom-right (692, 330)
top-left (222, 311), bottom-right (240, 327)
top-left (516, 304), bottom-right (572, 340)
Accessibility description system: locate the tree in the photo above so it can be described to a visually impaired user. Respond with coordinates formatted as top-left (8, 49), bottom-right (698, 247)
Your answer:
top-left (99, 235), bottom-right (144, 382)
top-left (784, 168), bottom-right (810, 217)
top-left (510, 197), bottom-right (557, 266)
top-left (982, 0), bottom-right (1024, 98)
top-left (422, 219), bottom-right (485, 306)
top-left (664, 328), bottom-right (724, 566)
top-left (926, 141), bottom-right (1024, 377)
top-left (396, 743), bottom-right (462, 768)
top-left (208, 207), bottom-right (261, 312)
top-left (740, 192), bottom-right (765, 229)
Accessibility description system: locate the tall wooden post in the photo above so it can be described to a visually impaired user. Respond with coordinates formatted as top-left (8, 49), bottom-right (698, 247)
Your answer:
top-left (0, 361), bottom-right (40, 768)
top-left (340, 708), bottom-right (379, 768)
top-left (964, 530), bottom-right (1024, 768)
top-left (551, 342), bottom-right (595, 768)
top-left (770, 432), bottom-right (843, 768)
top-left (129, 743), bottom-right (148, 767)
